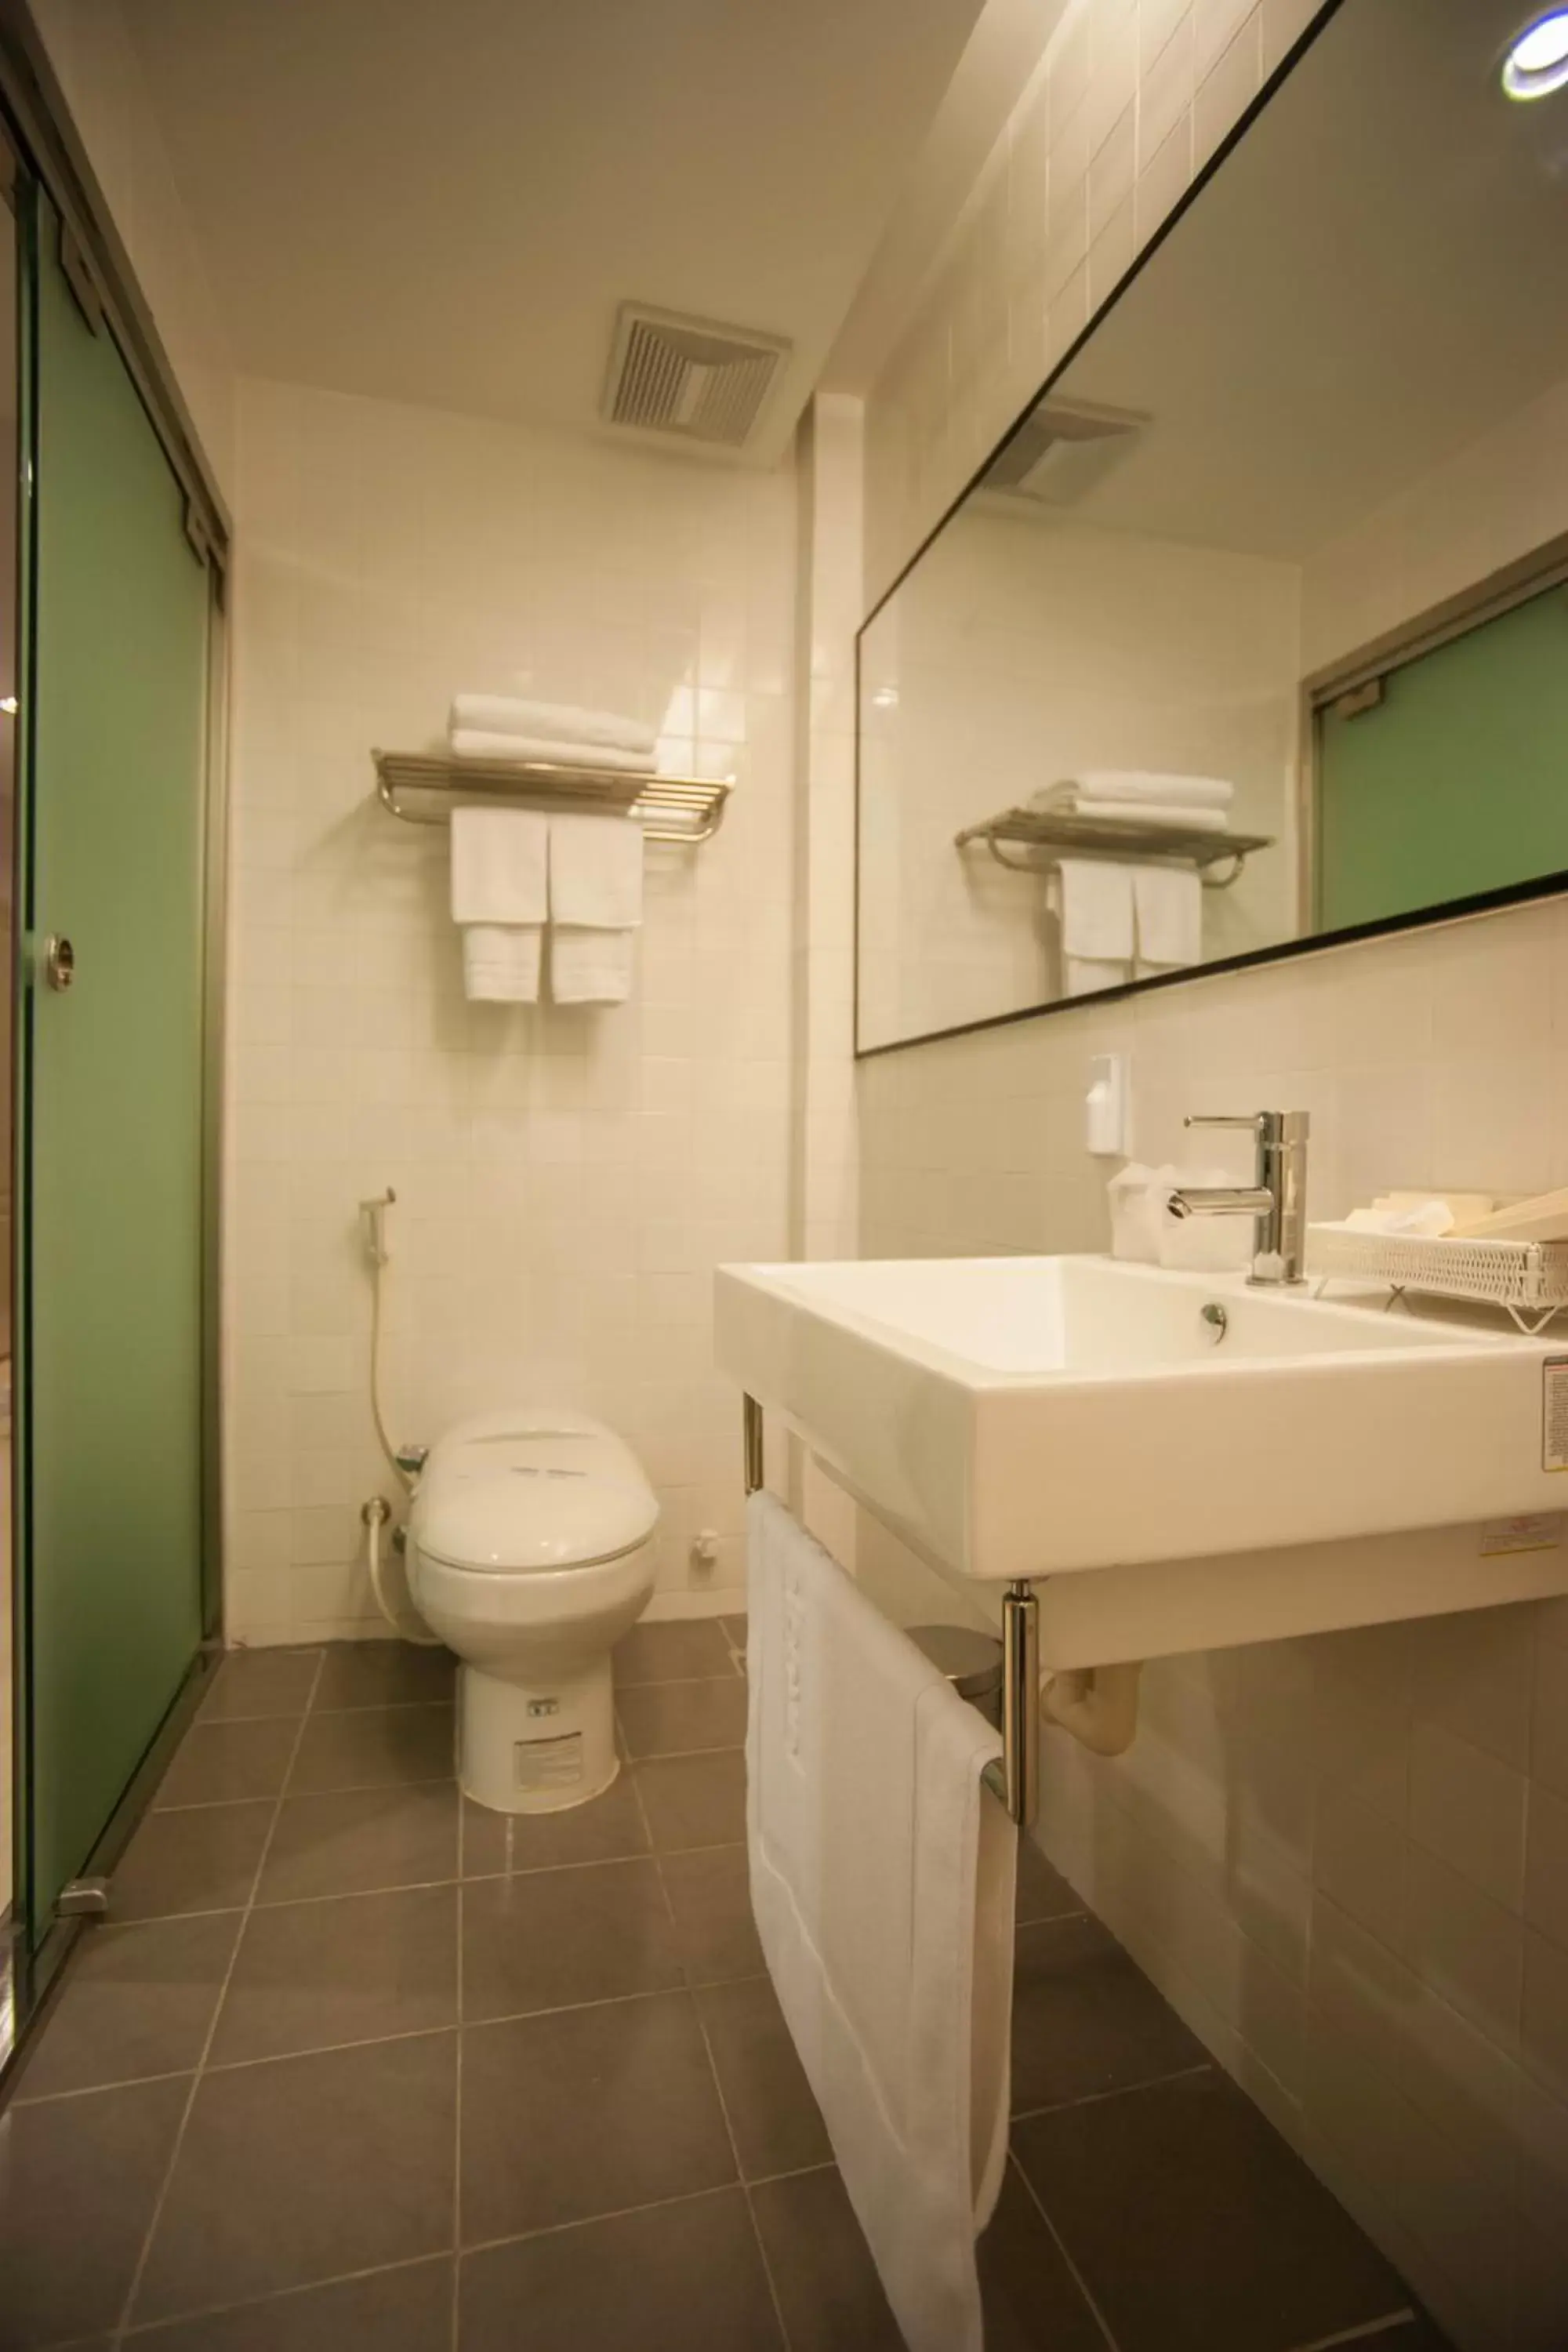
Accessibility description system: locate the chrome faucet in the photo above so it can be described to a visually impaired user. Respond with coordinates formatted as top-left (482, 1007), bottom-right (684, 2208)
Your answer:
top-left (1167, 1110), bottom-right (1310, 1287)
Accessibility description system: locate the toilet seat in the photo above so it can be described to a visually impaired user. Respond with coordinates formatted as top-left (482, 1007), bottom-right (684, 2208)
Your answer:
top-left (412, 1410), bottom-right (658, 1576)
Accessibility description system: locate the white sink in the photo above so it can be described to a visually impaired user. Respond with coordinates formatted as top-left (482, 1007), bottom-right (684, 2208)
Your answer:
top-left (715, 1255), bottom-right (1568, 1663)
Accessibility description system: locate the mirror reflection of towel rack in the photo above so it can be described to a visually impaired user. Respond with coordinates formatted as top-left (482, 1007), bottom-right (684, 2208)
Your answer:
top-left (739, 1393), bottom-right (1040, 1828)
top-left (955, 805), bottom-right (1272, 891)
top-left (372, 749), bottom-right (733, 844)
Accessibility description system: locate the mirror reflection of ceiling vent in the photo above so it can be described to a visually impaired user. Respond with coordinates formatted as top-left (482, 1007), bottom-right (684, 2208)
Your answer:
top-left (983, 397), bottom-right (1149, 503)
top-left (603, 303), bottom-right (792, 449)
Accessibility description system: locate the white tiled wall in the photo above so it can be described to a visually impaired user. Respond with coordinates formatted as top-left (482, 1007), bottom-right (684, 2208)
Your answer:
top-left (846, 0), bottom-right (1568, 2341)
top-left (225, 377), bottom-right (795, 1643)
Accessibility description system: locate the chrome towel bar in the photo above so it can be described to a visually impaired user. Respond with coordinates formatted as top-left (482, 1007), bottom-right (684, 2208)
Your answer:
top-left (739, 1394), bottom-right (1040, 1828)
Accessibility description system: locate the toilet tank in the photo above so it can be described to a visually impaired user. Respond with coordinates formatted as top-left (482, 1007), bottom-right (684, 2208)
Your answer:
top-left (411, 1410), bottom-right (658, 1573)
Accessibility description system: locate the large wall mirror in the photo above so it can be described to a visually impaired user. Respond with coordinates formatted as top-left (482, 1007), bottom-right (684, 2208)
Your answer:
top-left (855, 0), bottom-right (1568, 1053)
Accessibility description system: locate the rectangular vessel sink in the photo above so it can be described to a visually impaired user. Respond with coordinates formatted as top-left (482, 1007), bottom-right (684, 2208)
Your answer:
top-left (715, 1255), bottom-right (1568, 1659)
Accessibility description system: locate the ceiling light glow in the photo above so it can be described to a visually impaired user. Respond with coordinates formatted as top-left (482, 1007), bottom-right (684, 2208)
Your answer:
top-left (1502, 8), bottom-right (1568, 98)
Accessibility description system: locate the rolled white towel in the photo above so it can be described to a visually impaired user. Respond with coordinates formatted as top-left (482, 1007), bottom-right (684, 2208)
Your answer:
top-left (449, 729), bottom-right (654, 775)
top-left (1075, 771), bottom-right (1234, 809)
top-left (1031, 773), bottom-right (1233, 814)
top-left (1073, 799), bottom-right (1229, 833)
top-left (449, 695), bottom-right (656, 758)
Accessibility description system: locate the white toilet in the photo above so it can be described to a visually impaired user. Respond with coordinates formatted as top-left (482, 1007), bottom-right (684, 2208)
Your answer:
top-left (407, 1409), bottom-right (659, 1814)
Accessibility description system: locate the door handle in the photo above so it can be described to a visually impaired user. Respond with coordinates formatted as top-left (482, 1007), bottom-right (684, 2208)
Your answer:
top-left (44, 934), bottom-right (75, 991)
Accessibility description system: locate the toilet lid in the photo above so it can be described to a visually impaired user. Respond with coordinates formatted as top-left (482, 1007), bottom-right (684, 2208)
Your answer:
top-left (412, 1413), bottom-right (659, 1574)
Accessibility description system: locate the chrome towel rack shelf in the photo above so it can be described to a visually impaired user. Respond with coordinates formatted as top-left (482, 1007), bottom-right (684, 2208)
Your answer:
top-left (955, 805), bottom-right (1272, 891)
top-left (740, 1395), bottom-right (1040, 1828)
top-left (372, 750), bottom-right (733, 844)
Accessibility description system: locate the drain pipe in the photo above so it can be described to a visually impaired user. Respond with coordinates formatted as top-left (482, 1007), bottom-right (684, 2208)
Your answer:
top-left (1040, 1662), bottom-right (1143, 1756)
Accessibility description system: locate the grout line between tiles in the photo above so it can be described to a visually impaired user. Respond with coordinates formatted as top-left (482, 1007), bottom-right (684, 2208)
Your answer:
top-left (452, 1867), bottom-right (464, 2352)
top-left (114, 2250), bottom-right (454, 2343)
top-left (1010, 2056), bottom-right (1215, 2125)
top-left (1283, 2314), bottom-right (1418, 2352)
top-left (1005, 2148), bottom-right (1123, 2352)
top-left (111, 1646), bottom-right (329, 2343)
top-left (626, 1728), bottom-right (791, 2352)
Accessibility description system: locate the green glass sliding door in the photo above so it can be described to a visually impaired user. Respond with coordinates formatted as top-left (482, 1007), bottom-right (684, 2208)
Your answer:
top-left (1316, 581), bottom-right (1568, 933)
top-left (18, 194), bottom-right (211, 1936)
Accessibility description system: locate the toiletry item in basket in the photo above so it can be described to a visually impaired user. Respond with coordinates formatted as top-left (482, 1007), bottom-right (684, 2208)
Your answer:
top-left (1450, 1187), bottom-right (1568, 1244)
top-left (1338, 1192), bottom-right (1495, 1239)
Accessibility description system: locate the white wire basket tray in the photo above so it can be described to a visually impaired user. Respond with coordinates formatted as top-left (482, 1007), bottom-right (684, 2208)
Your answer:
top-left (1307, 1223), bottom-right (1568, 1335)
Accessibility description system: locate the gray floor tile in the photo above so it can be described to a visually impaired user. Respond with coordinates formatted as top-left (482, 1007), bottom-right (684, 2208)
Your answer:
top-left (1011, 1913), bottom-right (1207, 2115)
top-left (257, 1784), bottom-right (459, 1904)
top-left (199, 1650), bottom-right (321, 1724)
top-left (311, 1641), bottom-right (456, 1713)
top-left (129, 2257), bottom-right (456, 2349)
top-left (1012, 2067), bottom-right (1408, 2352)
top-left (977, 2161), bottom-right (1110, 2351)
top-left (0, 2074), bottom-right (189, 2347)
top-left (156, 1719), bottom-right (299, 1809)
top-left (287, 1704), bottom-right (454, 1795)
top-left (614, 1618), bottom-right (735, 1685)
top-left (14, 1913), bottom-right (241, 2100)
top-left (113, 1802), bottom-right (276, 1922)
top-left (618, 1675), bottom-right (749, 1759)
top-left (696, 1975), bottom-right (831, 2180)
top-left (461, 1860), bottom-right (684, 2021)
top-left (661, 1842), bottom-right (765, 1985)
top-left (750, 2166), bottom-right (903, 2352)
top-left (635, 1750), bottom-right (747, 1849)
top-left (209, 1884), bottom-right (459, 2064)
top-left (1352, 2325), bottom-right (1450, 2350)
top-left (134, 2031), bottom-right (457, 2323)
top-left (459, 1993), bottom-right (735, 2242)
top-left (1015, 1837), bottom-right (1084, 1926)
top-left (459, 2187), bottom-right (782, 2351)
top-left (458, 1773), bottom-right (648, 1876)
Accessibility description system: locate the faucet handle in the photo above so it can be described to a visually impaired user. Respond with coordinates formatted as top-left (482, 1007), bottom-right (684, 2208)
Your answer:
top-left (1184, 1113), bottom-right (1263, 1132)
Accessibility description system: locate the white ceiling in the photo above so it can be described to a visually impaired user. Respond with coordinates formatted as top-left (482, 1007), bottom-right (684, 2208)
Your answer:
top-left (122, 0), bottom-right (986, 464)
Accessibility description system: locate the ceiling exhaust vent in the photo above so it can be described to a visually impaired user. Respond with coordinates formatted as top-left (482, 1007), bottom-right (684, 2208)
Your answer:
top-left (603, 303), bottom-right (792, 450)
top-left (982, 397), bottom-right (1149, 503)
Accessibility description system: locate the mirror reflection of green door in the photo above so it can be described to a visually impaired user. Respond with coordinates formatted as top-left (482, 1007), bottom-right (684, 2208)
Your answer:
top-left (1317, 583), bottom-right (1568, 933)
top-left (20, 195), bottom-right (211, 1937)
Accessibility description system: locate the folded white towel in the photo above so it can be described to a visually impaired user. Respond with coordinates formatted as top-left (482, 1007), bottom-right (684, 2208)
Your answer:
top-left (462, 925), bottom-right (542, 1003)
top-left (1073, 798), bottom-right (1229, 833)
top-left (1065, 956), bottom-right (1130, 998)
top-left (450, 807), bottom-right (547, 1004)
top-left (450, 695), bottom-right (656, 757)
top-left (449, 728), bottom-right (654, 775)
top-left (1133, 863), bottom-right (1202, 968)
top-left (550, 925), bottom-right (636, 1004)
top-left (1054, 858), bottom-right (1135, 961)
top-left (1054, 769), bottom-right (1234, 810)
top-left (746, 1494), bottom-right (1013, 2352)
top-left (550, 811), bottom-right (644, 931)
top-left (449, 806), bottom-right (547, 925)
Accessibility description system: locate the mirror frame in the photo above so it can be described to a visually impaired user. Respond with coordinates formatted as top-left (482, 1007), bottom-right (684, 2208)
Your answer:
top-left (851, 0), bottom-right (1568, 1058)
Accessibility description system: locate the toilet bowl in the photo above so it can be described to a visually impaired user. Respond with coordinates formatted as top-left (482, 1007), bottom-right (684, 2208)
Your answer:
top-left (407, 1409), bottom-right (659, 1814)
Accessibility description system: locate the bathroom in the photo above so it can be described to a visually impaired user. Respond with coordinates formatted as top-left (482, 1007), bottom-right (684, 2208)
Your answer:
top-left (1, 0), bottom-right (1566, 2345)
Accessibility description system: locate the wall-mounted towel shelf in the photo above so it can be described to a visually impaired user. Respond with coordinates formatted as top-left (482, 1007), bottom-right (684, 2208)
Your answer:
top-left (372, 750), bottom-right (733, 844)
top-left (955, 807), bottom-right (1273, 891)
